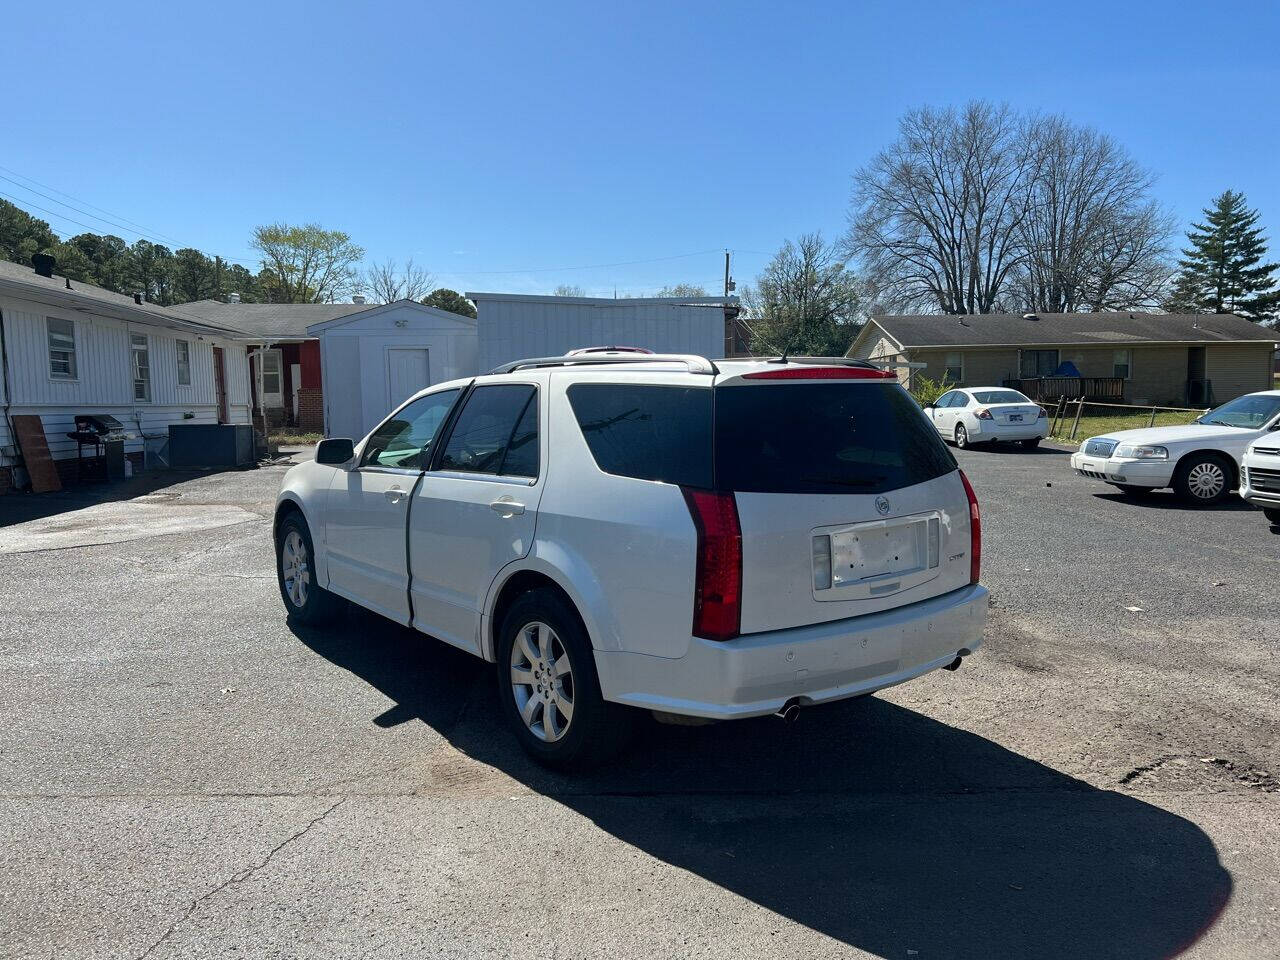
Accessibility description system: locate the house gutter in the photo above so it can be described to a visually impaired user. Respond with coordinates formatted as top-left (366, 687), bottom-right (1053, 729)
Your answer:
top-left (0, 276), bottom-right (239, 339)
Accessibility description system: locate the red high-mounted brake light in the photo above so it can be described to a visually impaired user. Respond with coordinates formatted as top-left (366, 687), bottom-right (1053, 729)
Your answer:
top-left (959, 470), bottom-right (981, 585)
top-left (681, 488), bottom-right (742, 642)
top-left (741, 366), bottom-right (896, 380)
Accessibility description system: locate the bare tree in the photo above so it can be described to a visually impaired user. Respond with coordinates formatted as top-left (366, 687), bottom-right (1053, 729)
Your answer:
top-left (655, 283), bottom-right (707, 297)
top-left (1011, 117), bottom-right (1173, 312)
top-left (848, 102), bottom-right (1039, 314)
top-left (552, 284), bottom-right (585, 297)
top-left (363, 258), bottom-right (435, 303)
top-left (741, 233), bottom-right (862, 356)
top-left (251, 223), bottom-right (364, 303)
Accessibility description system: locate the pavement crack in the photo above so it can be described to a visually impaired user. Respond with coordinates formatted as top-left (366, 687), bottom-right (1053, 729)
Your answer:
top-left (133, 797), bottom-right (346, 960)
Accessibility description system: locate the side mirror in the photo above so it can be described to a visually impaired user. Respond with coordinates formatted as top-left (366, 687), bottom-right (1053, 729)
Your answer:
top-left (922, 404), bottom-right (935, 412)
top-left (316, 438), bottom-right (355, 466)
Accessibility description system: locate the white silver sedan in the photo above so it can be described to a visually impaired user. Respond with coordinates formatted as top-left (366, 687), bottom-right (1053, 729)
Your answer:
top-left (924, 387), bottom-right (1049, 449)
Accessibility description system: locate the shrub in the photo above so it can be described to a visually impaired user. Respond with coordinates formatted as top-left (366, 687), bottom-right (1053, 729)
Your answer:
top-left (911, 374), bottom-right (952, 407)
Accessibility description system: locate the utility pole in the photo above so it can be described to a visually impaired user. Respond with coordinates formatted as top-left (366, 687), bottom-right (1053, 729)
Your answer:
top-left (723, 250), bottom-right (734, 357)
top-left (215, 255), bottom-right (223, 300)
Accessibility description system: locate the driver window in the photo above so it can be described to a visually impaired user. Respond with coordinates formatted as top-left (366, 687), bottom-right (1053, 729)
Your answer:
top-left (360, 389), bottom-right (460, 470)
top-left (936, 391), bottom-right (954, 407)
top-left (438, 384), bottom-right (539, 477)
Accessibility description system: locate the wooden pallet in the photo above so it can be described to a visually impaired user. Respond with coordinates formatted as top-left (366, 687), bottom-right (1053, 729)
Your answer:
top-left (12, 415), bottom-right (61, 493)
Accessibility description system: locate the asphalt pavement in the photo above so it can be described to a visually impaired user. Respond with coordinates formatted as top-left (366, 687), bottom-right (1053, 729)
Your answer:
top-left (0, 446), bottom-right (1276, 959)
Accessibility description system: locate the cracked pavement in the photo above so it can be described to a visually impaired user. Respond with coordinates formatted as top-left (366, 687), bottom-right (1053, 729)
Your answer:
top-left (0, 448), bottom-right (1277, 958)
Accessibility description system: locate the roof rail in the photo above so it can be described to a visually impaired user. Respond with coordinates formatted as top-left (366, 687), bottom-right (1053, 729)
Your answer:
top-left (489, 353), bottom-right (719, 375)
top-left (760, 356), bottom-right (882, 370)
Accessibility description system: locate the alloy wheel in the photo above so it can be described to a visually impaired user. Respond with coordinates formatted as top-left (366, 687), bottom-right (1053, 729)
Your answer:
top-left (1186, 461), bottom-right (1226, 500)
top-left (955, 424), bottom-right (968, 449)
top-left (509, 621), bottom-right (575, 742)
top-left (281, 530), bottom-right (310, 608)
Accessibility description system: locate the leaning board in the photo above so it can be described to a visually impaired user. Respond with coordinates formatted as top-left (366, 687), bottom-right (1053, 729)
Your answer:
top-left (12, 415), bottom-right (61, 493)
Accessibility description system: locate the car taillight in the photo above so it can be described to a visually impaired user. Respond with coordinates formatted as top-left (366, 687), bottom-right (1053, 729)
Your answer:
top-left (681, 488), bottom-right (742, 642)
top-left (975, 408), bottom-right (993, 420)
top-left (742, 366), bottom-right (896, 380)
top-left (1037, 406), bottom-right (1047, 419)
top-left (959, 470), bottom-right (981, 585)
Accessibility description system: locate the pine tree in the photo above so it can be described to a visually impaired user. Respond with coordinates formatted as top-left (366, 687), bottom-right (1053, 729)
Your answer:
top-left (1167, 190), bottom-right (1278, 322)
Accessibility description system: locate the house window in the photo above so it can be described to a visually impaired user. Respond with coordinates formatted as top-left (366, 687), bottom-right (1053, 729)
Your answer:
top-left (131, 334), bottom-right (151, 402)
top-left (1020, 349), bottom-right (1060, 378)
top-left (944, 352), bottom-right (963, 383)
top-left (176, 339), bottom-right (192, 386)
top-left (261, 350), bottom-right (281, 395)
top-left (1113, 349), bottom-right (1131, 380)
top-left (47, 317), bottom-right (77, 379)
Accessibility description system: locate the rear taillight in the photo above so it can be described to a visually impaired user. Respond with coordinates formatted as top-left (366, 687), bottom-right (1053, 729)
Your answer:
top-left (1037, 406), bottom-right (1047, 419)
top-left (959, 470), bottom-right (981, 585)
top-left (742, 366), bottom-right (896, 380)
top-left (975, 408), bottom-right (993, 420)
top-left (681, 488), bottom-right (742, 642)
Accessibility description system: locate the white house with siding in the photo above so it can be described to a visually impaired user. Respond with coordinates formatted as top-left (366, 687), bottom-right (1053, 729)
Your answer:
top-left (0, 257), bottom-right (254, 491)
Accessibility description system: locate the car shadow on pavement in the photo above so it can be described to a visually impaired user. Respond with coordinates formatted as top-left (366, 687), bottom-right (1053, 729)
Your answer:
top-left (292, 610), bottom-right (1232, 960)
top-left (0, 468), bottom-right (247, 528)
top-left (1093, 491), bottom-right (1257, 512)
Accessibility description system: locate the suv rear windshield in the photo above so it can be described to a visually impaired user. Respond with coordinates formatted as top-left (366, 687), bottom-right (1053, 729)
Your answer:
top-left (715, 382), bottom-right (956, 494)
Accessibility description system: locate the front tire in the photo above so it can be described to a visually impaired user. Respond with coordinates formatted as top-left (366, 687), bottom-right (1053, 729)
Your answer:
top-left (1264, 507), bottom-right (1280, 525)
top-left (1172, 453), bottom-right (1232, 505)
top-left (954, 423), bottom-right (970, 449)
top-left (276, 513), bottom-right (343, 625)
top-left (496, 589), bottom-right (634, 769)
top-left (1113, 483), bottom-right (1155, 498)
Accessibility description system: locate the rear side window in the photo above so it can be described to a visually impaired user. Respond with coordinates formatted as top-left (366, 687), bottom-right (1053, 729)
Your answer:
top-left (715, 382), bottom-right (956, 494)
top-left (438, 384), bottom-right (539, 477)
top-left (567, 383), bottom-right (712, 488)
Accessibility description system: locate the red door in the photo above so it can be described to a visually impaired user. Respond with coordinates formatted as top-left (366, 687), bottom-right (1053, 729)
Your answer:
top-left (213, 346), bottom-right (229, 423)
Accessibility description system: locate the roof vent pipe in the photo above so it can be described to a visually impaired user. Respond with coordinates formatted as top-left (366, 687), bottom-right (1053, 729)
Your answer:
top-left (134, 293), bottom-right (143, 305)
top-left (32, 253), bottom-right (55, 278)
top-left (352, 294), bottom-right (366, 304)
top-left (227, 292), bottom-right (241, 303)
top-left (1023, 313), bottom-right (1039, 320)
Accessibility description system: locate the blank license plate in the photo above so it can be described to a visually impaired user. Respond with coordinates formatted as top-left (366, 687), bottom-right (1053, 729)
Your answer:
top-left (1008, 414), bottom-right (1023, 422)
top-left (830, 520), bottom-right (926, 587)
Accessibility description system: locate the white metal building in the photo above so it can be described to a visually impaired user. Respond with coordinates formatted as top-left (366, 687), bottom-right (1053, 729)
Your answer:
top-left (0, 258), bottom-right (253, 491)
top-left (308, 301), bottom-right (478, 441)
top-left (468, 293), bottom-right (743, 372)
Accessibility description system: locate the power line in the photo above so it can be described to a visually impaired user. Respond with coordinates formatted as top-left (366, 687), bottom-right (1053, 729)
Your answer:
top-left (0, 164), bottom-right (186, 245)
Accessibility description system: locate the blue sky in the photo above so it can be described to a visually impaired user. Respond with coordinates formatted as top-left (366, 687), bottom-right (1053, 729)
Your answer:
top-left (5, 0), bottom-right (1278, 298)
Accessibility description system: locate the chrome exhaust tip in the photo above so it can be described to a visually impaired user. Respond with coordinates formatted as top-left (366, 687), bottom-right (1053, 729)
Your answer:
top-left (775, 699), bottom-right (802, 723)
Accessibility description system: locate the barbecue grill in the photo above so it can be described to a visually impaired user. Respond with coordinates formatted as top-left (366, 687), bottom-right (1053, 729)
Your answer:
top-left (66, 414), bottom-right (128, 480)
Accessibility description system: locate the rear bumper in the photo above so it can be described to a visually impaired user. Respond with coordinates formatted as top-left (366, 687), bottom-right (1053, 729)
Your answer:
top-left (969, 420), bottom-right (1047, 441)
top-left (594, 584), bottom-right (988, 720)
top-left (1070, 452), bottom-right (1173, 488)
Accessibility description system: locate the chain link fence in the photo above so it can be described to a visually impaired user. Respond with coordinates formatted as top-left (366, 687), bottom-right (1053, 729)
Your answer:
top-left (1046, 399), bottom-right (1208, 443)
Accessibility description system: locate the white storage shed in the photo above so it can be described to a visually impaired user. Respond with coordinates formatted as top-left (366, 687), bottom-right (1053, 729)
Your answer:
top-left (308, 301), bottom-right (478, 441)
top-left (468, 293), bottom-right (742, 372)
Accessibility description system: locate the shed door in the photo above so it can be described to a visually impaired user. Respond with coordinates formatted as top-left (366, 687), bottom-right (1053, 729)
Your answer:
top-left (387, 348), bottom-right (430, 412)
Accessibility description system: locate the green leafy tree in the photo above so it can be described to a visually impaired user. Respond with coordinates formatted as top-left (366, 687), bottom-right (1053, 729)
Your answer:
top-left (64, 233), bottom-right (131, 291)
top-left (1167, 190), bottom-right (1278, 321)
top-left (741, 233), bottom-right (862, 356)
top-left (421, 287), bottom-right (477, 318)
top-left (127, 240), bottom-right (176, 304)
top-left (221, 262), bottom-right (262, 302)
top-left (0, 199), bottom-right (57, 265)
top-left (251, 223), bottom-right (364, 303)
top-left (171, 248), bottom-right (219, 303)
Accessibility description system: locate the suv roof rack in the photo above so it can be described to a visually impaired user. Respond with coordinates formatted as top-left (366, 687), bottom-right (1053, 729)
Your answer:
top-left (760, 356), bottom-right (882, 370)
top-left (490, 353), bottom-right (719, 375)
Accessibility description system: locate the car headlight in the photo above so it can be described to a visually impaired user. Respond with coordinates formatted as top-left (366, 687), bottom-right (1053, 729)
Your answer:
top-left (1114, 444), bottom-right (1168, 460)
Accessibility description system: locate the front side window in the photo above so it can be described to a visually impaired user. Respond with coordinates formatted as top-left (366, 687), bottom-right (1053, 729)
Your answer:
top-left (131, 334), bottom-right (151, 401)
top-left (1113, 349), bottom-right (1131, 380)
top-left (1020, 349), bottom-right (1059, 378)
top-left (935, 391), bottom-right (958, 408)
top-left (361, 389), bottom-right (460, 469)
top-left (944, 352), bottom-right (963, 382)
top-left (47, 317), bottom-right (77, 379)
top-left (567, 383), bottom-right (713, 488)
top-left (438, 384), bottom-right (539, 477)
top-left (176, 339), bottom-right (192, 386)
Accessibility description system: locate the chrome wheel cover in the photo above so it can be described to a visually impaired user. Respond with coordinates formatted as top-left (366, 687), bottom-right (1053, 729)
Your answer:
top-left (1186, 462), bottom-right (1226, 500)
top-left (955, 424), bottom-right (967, 447)
top-left (281, 530), bottom-right (310, 608)
top-left (509, 621), bottom-right (574, 742)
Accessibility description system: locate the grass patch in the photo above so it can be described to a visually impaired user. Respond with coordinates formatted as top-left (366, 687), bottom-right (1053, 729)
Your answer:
top-left (268, 429), bottom-right (324, 446)
top-left (1050, 409), bottom-right (1203, 443)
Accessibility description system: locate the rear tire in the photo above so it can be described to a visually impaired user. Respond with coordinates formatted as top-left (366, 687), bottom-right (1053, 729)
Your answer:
top-left (1263, 507), bottom-right (1280, 525)
top-left (276, 513), bottom-right (344, 625)
top-left (954, 424), bottom-right (970, 449)
top-left (1172, 453), bottom-right (1232, 505)
top-left (496, 589), bottom-right (635, 770)
top-left (1021, 438), bottom-right (1041, 449)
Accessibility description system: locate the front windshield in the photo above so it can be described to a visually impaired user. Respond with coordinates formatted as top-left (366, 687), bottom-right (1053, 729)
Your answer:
top-left (972, 389), bottom-right (1030, 404)
top-left (1199, 394), bottom-right (1280, 429)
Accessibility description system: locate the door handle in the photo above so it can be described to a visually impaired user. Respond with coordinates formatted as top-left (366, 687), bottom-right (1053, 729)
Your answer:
top-left (384, 485), bottom-right (406, 503)
top-left (490, 498), bottom-right (525, 517)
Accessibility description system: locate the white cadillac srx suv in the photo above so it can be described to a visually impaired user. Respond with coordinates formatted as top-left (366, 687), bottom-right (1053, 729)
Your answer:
top-left (274, 352), bottom-right (988, 767)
